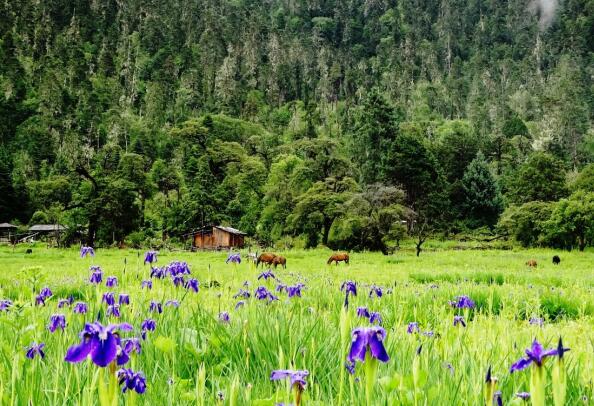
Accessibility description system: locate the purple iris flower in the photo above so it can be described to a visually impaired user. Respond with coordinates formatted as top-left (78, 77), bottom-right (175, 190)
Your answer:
top-left (144, 250), bottom-right (157, 265)
top-left (0, 299), bottom-right (12, 311)
top-left (35, 294), bottom-right (46, 306)
top-left (345, 360), bottom-right (356, 375)
top-left (510, 339), bottom-right (570, 372)
top-left (270, 370), bottom-right (309, 390)
top-left (226, 253), bottom-right (241, 264)
top-left (149, 301), bottom-right (162, 314)
top-left (58, 299), bottom-right (71, 308)
top-left (40, 287), bottom-right (53, 299)
top-left (64, 322), bottom-right (133, 367)
top-left (357, 307), bottom-right (370, 318)
top-left (80, 246), bottom-right (95, 258)
top-left (276, 284), bottom-right (286, 293)
top-left (341, 280), bottom-right (357, 308)
top-left (166, 261), bottom-right (191, 276)
top-left (453, 316), bottom-right (466, 327)
top-left (107, 304), bottom-right (121, 318)
top-left (340, 281), bottom-right (357, 296)
top-left (422, 331), bottom-right (435, 337)
top-left (119, 294), bottom-right (130, 305)
top-left (516, 392), bottom-right (530, 400)
top-left (123, 338), bottom-right (142, 355)
top-left (449, 295), bottom-right (475, 309)
top-left (141, 319), bottom-right (155, 339)
top-left (102, 292), bottom-right (115, 306)
top-left (258, 270), bottom-right (275, 280)
top-left (529, 317), bottom-right (544, 326)
top-left (141, 319), bottom-right (156, 332)
top-left (117, 368), bottom-right (147, 394)
top-left (233, 289), bottom-right (250, 299)
top-left (26, 342), bottom-right (45, 359)
top-left (219, 312), bottom-right (230, 323)
top-left (172, 274), bottom-right (185, 287)
top-left (106, 276), bottom-right (118, 288)
top-left (348, 326), bottom-right (390, 363)
top-left (185, 278), bottom-right (200, 293)
top-left (407, 322), bottom-right (420, 334)
top-left (369, 285), bottom-right (383, 298)
top-left (255, 286), bottom-right (278, 302)
top-left (286, 284), bottom-right (302, 298)
top-left (234, 301), bottom-right (245, 310)
top-left (48, 314), bottom-right (67, 332)
top-left (165, 300), bottom-right (179, 307)
top-left (150, 266), bottom-right (166, 279)
top-left (369, 312), bottom-right (382, 325)
top-left (141, 280), bottom-right (152, 290)
top-left (90, 270), bottom-right (103, 284)
top-left (73, 302), bottom-right (88, 314)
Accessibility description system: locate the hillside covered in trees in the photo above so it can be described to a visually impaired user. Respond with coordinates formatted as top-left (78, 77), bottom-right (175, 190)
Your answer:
top-left (1, 0), bottom-right (593, 250)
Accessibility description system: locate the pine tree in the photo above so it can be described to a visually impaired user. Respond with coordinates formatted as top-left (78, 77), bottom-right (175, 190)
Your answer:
top-left (462, 151), bottom-right (503, 228)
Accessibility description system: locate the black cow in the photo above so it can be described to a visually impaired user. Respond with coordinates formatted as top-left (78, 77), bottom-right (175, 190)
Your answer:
top-left (552, 255), bottom-right (561, 265)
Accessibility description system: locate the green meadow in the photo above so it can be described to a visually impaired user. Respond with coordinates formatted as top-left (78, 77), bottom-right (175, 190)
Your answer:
top-left (0, 244), bottom-right (592, 405)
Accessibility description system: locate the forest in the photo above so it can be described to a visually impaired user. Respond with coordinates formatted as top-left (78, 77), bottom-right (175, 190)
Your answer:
top-left (0, 0), bottom-right (593, 251)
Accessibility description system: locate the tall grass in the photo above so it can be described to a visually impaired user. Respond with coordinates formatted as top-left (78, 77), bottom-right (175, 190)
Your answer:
top-left (0, 245), bottom-right (592, 404)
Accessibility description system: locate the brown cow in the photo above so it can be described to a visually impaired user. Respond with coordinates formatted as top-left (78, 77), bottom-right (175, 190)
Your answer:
top-left (256, 252), bottom-right (277, 268)
top-left (272, 255), bottom-right (286, 269)
top-left (526, 259), bottom-right (537, 268)
top-left (327, 252), bottom-right (349, 265)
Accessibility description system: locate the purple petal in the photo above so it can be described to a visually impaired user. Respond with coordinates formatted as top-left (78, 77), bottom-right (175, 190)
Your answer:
top-left (270, 370), bottom-right (291, 381)
top-left (64, 339), bottom-right (93, 363)
top-left (90, 335), bottom-right (118, 367)
top-left (510, 357), bottom-right (532, 372)
top-left (369, 328), bottom-right (390, 362)
top-left (348, 329), bottom-right (368, 362)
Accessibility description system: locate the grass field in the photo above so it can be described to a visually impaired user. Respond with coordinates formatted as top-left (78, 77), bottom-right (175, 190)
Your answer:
top-left (0, 244), bottom-right (592, 405)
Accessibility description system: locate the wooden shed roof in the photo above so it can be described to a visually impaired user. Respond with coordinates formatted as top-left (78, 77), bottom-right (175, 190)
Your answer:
top-left (29, 224), bottom-right (68, 232)
top-left (0, 223), bottom-right (17, 229)
top-left (191, 225), bottom-right (247, 236)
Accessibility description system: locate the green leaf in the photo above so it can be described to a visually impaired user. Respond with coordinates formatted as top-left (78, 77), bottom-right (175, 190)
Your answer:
top-left (251, 398), bottom-right (274, 406)
top-left (154, 336), bottom-right (176, 354)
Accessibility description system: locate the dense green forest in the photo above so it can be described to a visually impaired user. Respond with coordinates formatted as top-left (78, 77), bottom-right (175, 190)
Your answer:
top-left (0, 0), bottom-right (593, 250)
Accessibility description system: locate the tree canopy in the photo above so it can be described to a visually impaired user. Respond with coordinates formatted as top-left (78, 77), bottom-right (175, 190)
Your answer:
top-left (0, 0), bottom-right (592, 250)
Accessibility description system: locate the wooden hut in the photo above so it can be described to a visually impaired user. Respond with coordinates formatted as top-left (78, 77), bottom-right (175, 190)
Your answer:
top-left (29, 224), bottom-right (68, 234)
top-left (0, 223), bottom-right (18, 242)
top-left (191, 225), bottom-right (246, 250)
top-left (0, 223), bottom-right (17, 236)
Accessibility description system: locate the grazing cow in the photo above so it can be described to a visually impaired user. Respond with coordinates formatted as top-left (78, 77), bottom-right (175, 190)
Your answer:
top-left (526, 259), bottom-right (537, 268)
top-left (26, 248), bottom-right (33, 254)
top-left (272, 255), bottom-right (286, 269)
top-left (552, 255), bottom-right (561, 265)
top-left (256, 252), bottom-right (277, 268)
top-left (327, 252), bottom-right (349, 265)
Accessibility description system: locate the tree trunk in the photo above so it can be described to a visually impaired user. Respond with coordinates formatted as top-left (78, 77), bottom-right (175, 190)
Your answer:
top-left (86, 215), bottom-right (98, 247)
top-left (322, 216), bottom-right (335, 246)
top-left (416, 236), bottom-right (426, 257)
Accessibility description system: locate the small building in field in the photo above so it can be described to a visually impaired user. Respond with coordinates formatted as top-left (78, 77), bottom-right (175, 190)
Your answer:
top-left (191, 225), bottom-right (246, 250)
top-left (0, 223), bottom-right (18, 235)
top-left (29, 224), bottom-right (68, 235)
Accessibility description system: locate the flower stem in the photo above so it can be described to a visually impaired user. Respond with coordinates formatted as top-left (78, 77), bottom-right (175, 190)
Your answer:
top-left (530, 365), bottom-right (546, 406)
top-left (364, 352), bottom-right (378, 406)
